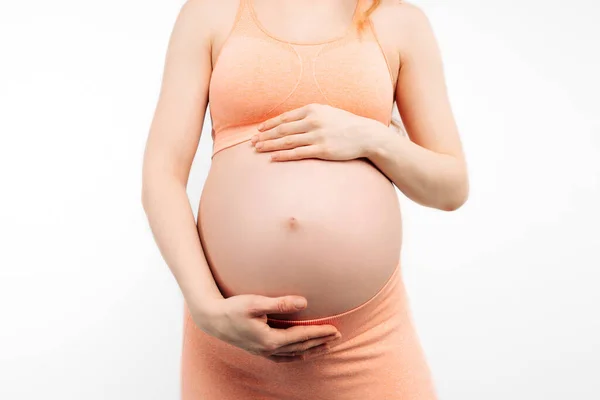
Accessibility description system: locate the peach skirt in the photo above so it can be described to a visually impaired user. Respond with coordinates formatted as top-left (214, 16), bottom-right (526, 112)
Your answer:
top-left (180, 262), bottom-right (438, 399)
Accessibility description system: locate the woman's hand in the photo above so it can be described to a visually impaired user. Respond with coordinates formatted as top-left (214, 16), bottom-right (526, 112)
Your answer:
top-left (251, 103), bottom-right (377, 162)
top-left (191, 294), bottom-right (342, 363)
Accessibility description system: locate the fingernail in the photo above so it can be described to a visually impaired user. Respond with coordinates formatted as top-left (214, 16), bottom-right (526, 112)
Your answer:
top-left (258, 123), bottom-right (265, 130)
top-left (255, 142), bottom-right (263, 149)
top-left (293, 298), bottom-right (307, 308)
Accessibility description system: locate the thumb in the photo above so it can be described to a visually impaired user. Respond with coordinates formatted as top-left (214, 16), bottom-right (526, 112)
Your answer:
top-left (247, 295), bottom-right (307, 317)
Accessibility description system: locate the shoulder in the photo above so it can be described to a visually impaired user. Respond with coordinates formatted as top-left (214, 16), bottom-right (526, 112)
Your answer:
top-left (178, 0), bottom-right (238, 16)
top-left (371, 1), bottom-right (437, 65)
top-left (372, 0), bottom-right (432, 34)
top-left (176, 0), bottom-right (241, 36)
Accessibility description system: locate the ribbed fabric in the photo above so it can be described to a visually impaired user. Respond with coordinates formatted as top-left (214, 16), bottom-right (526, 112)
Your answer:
top-left (181, 262), bottom-right (438, 399)
top-left (208, 0), bottom-right (395, 158)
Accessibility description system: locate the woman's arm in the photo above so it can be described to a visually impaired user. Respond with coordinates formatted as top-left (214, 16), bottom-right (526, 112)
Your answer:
top-left (141, 0), bottom-right (222, 315)
top-left (249, 3), bottom-right (468, 211)
top-left (364, 3), bottom-right (469, 211)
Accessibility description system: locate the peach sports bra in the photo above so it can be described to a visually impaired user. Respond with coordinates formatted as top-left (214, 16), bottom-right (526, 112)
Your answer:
top-left (208, 0), bottom-right (396, 158)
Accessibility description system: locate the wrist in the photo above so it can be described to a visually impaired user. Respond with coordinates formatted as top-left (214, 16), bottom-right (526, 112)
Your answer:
top-left (186, 292), bottom-right (223, 319)
top-left (358, 118), bottom-right (391, 160)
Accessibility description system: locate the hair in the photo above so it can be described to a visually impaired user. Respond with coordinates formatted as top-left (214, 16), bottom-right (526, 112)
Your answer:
top-left (356, 0), bottom-right (407, 137)
top-left (356, 0), bottom-right (381, 31)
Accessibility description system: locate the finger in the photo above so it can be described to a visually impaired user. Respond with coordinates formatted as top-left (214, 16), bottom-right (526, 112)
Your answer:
top-left (257, 106), bottom-right (310, 132)
top-left (252, 119), bottom-right (311, 144)
top-left (272, 333), bottom-right (340, 355)
top-left (266, 354), bottom-right (305, 363)
top-left (271, 145), bottom-right (321, 162)
top-left (272, 338), bottom-right (333, 357)
top-left (255, 132), bottom-right (316, 153)
top-left (246, 295), bottom-right (308, 318)
top-left (270, 324), bottom-right (340, 347)
top-left (274, 342), bottom-right (331, 357)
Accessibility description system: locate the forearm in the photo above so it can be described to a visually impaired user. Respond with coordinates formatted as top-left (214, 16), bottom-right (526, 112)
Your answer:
top-left (142, 175), bottom-right (223, 313)
top-left (362, 121), bottom-right (469, 211)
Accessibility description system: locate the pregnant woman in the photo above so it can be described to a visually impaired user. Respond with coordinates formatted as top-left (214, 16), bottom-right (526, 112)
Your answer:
top-left (141, 0), bottom-right (468, 398)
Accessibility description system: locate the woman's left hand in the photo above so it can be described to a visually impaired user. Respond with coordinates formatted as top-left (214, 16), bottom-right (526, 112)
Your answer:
top-left (251, 103), bottom-right (375, 162)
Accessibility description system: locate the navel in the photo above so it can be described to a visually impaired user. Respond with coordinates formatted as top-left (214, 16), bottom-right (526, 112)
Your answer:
top-left (285, 216), bottom-right (300, 230)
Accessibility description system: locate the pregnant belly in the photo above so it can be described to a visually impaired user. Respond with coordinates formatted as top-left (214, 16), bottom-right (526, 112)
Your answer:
top-left (197, 140), bottom-right (403, 320)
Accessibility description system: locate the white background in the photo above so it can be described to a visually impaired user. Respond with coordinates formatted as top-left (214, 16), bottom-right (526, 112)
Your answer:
top-left (1, 0), bottom-right (599, 399)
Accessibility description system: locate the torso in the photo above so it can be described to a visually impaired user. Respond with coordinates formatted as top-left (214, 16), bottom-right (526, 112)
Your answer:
top-left (197, 0), bottom-right (405, 320)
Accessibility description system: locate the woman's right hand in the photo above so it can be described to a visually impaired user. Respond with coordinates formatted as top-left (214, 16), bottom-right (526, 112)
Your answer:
top-left (191, 294), bottom-right (342, 363)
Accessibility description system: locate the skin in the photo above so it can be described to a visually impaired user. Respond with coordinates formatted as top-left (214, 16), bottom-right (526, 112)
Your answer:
top-left (142, 0), bottom-right (468, 362)
top-left (252, 2), bottom-right (468, 211)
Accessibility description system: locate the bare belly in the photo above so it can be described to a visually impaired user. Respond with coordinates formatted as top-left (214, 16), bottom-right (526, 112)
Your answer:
top-left (197, 140), bottom-right (403, 320)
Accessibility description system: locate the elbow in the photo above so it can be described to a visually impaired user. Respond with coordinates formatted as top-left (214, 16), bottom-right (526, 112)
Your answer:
top-left (141, 183), bottom-right (152, 212)
top-left (141, 172), bottom-right (158, 212)
top-left (440, 170), bottom-right (470, 212)
top-left (440, 159), bottom-right (470, 211)
top-left (440, 179), bottom-right (469, 211)
top-left (441, 190), bottom-right (469, 211)
top-left (141, 170), bottom-right (184, 210)
top-left (141, 159), bottom-right (152, 210)
top-left (141, 177), bottom-right (161, 212)
top-left (141, 164), bottom-right (162, 211)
